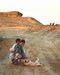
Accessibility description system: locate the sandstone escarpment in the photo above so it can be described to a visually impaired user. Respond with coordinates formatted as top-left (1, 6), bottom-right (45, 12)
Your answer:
top-left (0, 11), bottom-right (43, 31)
top-left (0, 11), bottom-right (23, 17)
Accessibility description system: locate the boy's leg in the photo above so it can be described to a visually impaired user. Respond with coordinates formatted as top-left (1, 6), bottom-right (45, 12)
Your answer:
top-left (21, 53), bottom-right (27, 59)
top-left (15, 53), bottom-right (21, 59)
top-left (14, 53), bottom-right (21, 64)
top-left (9, 53), bottom-right (15, 63)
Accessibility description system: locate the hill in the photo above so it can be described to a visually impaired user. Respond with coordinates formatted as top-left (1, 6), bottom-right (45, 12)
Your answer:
top-left (0, 11), bottom-right (43, 31)
top-left (0, 11), bottom-right (60, 75)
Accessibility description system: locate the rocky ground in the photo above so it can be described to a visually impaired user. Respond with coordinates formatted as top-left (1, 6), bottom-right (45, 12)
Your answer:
top-left (0, 26), bottom-right (60, 75)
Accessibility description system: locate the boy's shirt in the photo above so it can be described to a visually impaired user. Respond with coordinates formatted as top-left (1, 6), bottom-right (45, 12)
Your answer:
top-left (10, 43), bottom-right (25, 53)
top-left (15, 45), bottom-right (24, 55)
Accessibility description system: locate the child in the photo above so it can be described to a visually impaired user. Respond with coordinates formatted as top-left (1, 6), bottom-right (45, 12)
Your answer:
top-left (15, 39), bottom-right (26, 60)
top-left (10, 38), bottom-right (26, 64)
top-left (10, 38), bottom-right (21, 63)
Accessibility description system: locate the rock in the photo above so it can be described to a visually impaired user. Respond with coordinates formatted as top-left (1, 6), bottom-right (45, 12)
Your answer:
top-left (0, 11), bottom-right (23, 17)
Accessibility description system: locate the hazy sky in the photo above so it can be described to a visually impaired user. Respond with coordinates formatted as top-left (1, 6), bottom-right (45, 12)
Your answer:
top-left (0, 0), bottom-right (60, 24)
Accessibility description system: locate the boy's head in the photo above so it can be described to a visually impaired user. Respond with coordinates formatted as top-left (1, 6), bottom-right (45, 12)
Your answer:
top-left (16, 38), bottom-right (20, 45)
top-left (20, 39), bottom-right (25, 46)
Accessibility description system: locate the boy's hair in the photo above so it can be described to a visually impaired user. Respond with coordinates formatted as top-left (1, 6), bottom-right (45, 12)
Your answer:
top-left (20, 39), bottom-right (25, 43)
top-left (16, 38), bottom-right (20, 43)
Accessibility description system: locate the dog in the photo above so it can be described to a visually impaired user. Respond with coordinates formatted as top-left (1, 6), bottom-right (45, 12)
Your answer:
top-left (21, 58), bottom-right (41, 67)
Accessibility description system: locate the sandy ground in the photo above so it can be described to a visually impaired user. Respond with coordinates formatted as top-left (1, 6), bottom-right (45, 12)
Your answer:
top-left (0, 26), bottom-right (60, 75)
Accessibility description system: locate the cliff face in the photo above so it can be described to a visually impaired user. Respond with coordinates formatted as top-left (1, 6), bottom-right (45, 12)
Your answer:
top-left (0, 11), bottom-right (43, 31)
top-left (0, 11), bottom-right (23, 17)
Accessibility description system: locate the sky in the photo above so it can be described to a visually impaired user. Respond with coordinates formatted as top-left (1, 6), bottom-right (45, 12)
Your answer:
top-left (0, 0), bottom-right (60, 24)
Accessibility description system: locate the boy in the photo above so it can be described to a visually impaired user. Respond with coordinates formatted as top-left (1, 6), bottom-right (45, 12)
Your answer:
top-left (10, 38), bottom-right (26, 64)
top-left (15, 39), bottom-right (26, 62)
top-left (10, 38), bottom-right (21, 63)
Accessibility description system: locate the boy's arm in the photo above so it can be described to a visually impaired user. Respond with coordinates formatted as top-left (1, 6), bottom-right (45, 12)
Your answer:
top-left (23, 48), bottom-right (28, 58)
top-left (23, 47), bottom-right (25, 53)
top-left (10, 43), bottom-right (16, 52)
